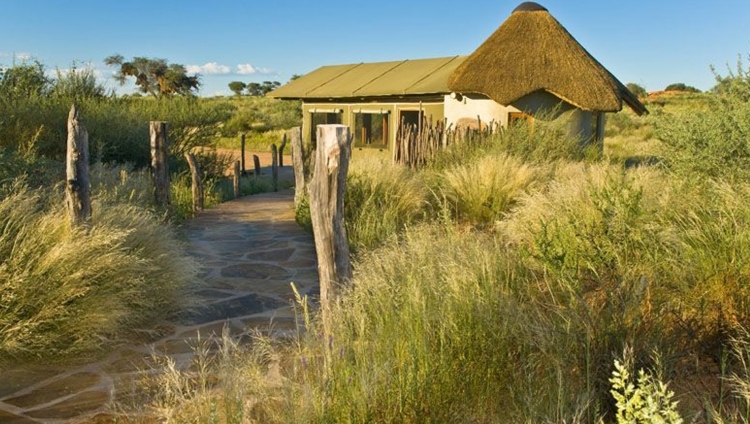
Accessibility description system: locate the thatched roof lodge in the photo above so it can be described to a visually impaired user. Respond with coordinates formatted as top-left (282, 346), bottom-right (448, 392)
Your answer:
top-left (269, 1), bottom-right (646, 152)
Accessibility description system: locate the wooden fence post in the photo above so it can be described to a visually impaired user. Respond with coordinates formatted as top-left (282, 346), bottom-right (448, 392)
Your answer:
top-left (308, 124), bottom-right (352, 331)
top-left (253, 154), bottom-right (261, 176)
top-left (184, 152), bottom-right (204, 214)
top-left (150, 121), bottom-right (170, 208)
top-left (290, 127), bottom-right (306, 208)
top-left (65, 104), bottom-right (91, 228)
top-left (240, 133), bottom-right (246, 174)
top-left (279, 133), bottom-right (287, 167)
top-left (271, 143), bottom-right (279, 192)
top-left (233, 160), bottom-right (241, 199)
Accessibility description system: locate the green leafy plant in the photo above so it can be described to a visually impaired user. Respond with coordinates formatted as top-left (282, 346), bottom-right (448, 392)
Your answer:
top-left (610, 349), bottom-right (683, 424)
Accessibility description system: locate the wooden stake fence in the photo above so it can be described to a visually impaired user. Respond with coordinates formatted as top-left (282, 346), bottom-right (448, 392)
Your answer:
top-left (290, 127), bottom-right (306, 209)
top-left (233, 160), bottom-right (241, 199)
top-left (279, 133), bottom-right (287, 167)
top-left (309, 124), bottom-right (352, 332)
top-left (240, 133), bottom-right (246, 174)
top-left (253, 154), bottom-right (261, 176)
top-left (65, 104), bottom-right (91, 229)
top-left (184, 152), bottom-right (204, 214)
top-left (150, 121), bottom-right (170, 207)
top-left (271, 143), bottom-right (279, 192)
top-left (394, 115), bottom-right (501, 168)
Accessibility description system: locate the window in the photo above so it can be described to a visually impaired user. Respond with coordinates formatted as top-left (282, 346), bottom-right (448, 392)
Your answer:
top-left (310, 110), bottom-right (342, 144)
top-left (508, 111), bottom-right (533, 127)
top-left (399, 110), bottom-right (423, 129)
top-left (354, 111), bottom-right (389, 148)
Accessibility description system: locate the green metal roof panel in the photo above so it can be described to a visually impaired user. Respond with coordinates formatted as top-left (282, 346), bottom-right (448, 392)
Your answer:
top-left (405, 56), bottom-right (467, 94)
top-left (305, 60), bottom-right (404, 97)
top-left (268, 56), bottom-right (467, 99)
top-left (354, 56), bottom-right (463, 96)
top-left (267, 63), bottom-right (360, 98)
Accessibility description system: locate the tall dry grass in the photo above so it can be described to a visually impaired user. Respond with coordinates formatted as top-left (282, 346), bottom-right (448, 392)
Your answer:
top-left (132, 90), bottom-right (750, 422)
top-left (0, 183), bottom-right (197, 365)
top-left (438, 153), bottom-right (548, 226)
top-left (345, 158), bottom-right (429, 252)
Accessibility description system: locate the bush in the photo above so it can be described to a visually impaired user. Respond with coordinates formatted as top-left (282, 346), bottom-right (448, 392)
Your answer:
top-left (655, 95), bottom-right (750, 182)
top-left (610, 348), bottom-right (683, 424)
top-left (665, 83), bottom-right (701, 93)
top-left (438, 153), bottom-right (546, 226)
top-left (0, 186), bottom-right (197, 364)
top-left (626, 83), bottom-right (648, 99)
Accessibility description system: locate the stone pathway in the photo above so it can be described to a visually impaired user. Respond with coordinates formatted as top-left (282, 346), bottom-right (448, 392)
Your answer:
top-left (0, 189), bottom-right (318, 423)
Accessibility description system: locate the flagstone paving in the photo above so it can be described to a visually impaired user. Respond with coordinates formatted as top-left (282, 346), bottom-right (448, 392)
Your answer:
top-left (0, 188), bottom-right (318, 423)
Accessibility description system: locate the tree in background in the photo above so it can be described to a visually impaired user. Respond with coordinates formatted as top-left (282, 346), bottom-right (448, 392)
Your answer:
top-left (246, 81), bottom-right (281, 96)
top-left (228, 81), bottom-right (247, 96)
top-left (664, 82), bottom-right (701, 93)
top-left (51, 64), bottom-right (108, 100)
top-left (0, 60), bottom-right (50, 98)
top-left (626, 82), bottom-right (647, 99)
top-left (104, 55), bottom-right (200, 97)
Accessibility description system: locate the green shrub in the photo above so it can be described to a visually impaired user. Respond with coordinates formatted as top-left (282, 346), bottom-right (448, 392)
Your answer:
top-left (217, 96), bottom-right (301, 137)
top-left (610, 348), bottom-right (683, 424)
top-left (665, 83), bottom-right (701, 93)
top-left (655, 95), bottom-right (750, 182)
top-left (626, 83), bottom-right (648, 99)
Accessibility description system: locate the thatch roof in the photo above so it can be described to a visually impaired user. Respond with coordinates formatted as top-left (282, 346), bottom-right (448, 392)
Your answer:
top-left (448, 2), bottom-right (648, 115)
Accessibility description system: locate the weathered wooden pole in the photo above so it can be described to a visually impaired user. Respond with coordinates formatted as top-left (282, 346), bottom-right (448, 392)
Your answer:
top-left (279, 133), bottom-right (287, 167)
top-left (240, 133), bottom-right (246, 174)
top-left (150, 121), bottom-right (170, 208)
top-left (271, 143), bottom-right (279, 192)
top-left (233, 160), bottom-right (241, 199)
top-left (290, 127), bottom-right (306, 209)
top-left (65, 104), bottom-right (91, 229)
top-left (308, 124), bottom-right (352, 331)
top-left (184, 152), bottom-right (204, 214)
top-left (253, 154), bottom-right (261, 176)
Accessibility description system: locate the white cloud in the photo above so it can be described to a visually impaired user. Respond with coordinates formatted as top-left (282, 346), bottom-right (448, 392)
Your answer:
top-left (187, 62), bottom-right (231, 75)
top-left (237, 63), bottom-right (274, 75)
top-left (15, 52), bottom-right (32, 61)
top-left (50, 67), bottom-right (104, 79)
top-left (49, 62), bottom-right (103, 79)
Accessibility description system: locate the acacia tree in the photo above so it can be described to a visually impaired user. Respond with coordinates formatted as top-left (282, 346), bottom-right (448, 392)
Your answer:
top-left (104, 55), bottom-right (200, 97)
top-left (228, 81), bottom-right (246, 96)
top-left (246, 80), bottom-right (280, 96)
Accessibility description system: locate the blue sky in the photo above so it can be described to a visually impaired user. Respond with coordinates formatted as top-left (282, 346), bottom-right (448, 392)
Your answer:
top-left (2, 1), bottom-right (749, 97)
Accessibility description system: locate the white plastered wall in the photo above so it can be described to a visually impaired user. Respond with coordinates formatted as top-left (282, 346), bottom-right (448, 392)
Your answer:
top-left (443, 94), bottom-right (519, 129)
